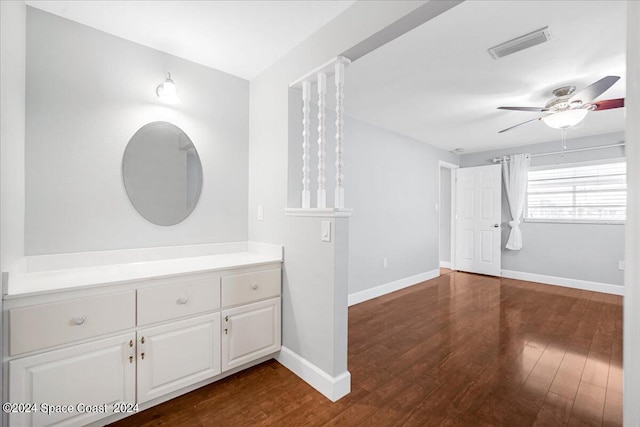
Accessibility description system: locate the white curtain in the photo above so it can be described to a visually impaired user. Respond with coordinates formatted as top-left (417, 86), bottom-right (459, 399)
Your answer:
top-left (502, 153), bottom-right (530, 250)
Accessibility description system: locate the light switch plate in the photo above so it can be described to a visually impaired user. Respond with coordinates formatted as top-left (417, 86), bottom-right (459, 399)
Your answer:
top-left (321, 221), bottom-right (331, 242)
top-left (257, 205), bottom-right (264, 221)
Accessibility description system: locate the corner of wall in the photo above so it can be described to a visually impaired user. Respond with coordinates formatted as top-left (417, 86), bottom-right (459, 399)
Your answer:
top-left (276, 346), bottom-right (351, 402)
top-left (0, 0), bottom-right (27, 271)
top-left (623, 1), bottom-right (640, 424)
top-left (0, 0), bottom-right (27, 413)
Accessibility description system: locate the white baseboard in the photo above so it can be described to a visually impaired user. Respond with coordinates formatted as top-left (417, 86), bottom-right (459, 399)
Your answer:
top-left (439, 261), bottom-right (451, 269)
top-left (276, 346), bottom-right (351, 402)
top-left (501, 269), bottom-right (624, 296)
top-left (348, 269), bottom-right (440, 306)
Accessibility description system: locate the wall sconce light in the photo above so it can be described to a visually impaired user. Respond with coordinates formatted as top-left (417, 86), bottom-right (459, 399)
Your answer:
top-left (157, 73), bottom-right (181, 104)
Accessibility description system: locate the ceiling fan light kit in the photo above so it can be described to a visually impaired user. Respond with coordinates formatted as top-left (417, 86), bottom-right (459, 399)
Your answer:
top-left (497, 75), bottom-right (624, 133)
top-left (542, 109), bottom-right (589, 129)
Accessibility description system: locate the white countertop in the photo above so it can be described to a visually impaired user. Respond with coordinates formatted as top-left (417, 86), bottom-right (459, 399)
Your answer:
top-left (4, 242), bottom-right (283, 299)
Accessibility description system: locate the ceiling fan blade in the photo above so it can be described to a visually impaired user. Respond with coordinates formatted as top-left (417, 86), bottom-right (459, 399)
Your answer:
top-left (588, 98), bottom-right (625, 111)
top-left (498, 117), bottom-right (543, 133)
top-left (569, 75), bottom-right (620, 105)
top-left (497, 106), bottom-right (548, 112)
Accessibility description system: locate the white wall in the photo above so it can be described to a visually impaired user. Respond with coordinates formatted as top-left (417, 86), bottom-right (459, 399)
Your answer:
top-left (624, 0), bottom-right (640, 424)
top-left (0, 0), bottom-right (27, 412)
top-left (460, 132), bottom-right (625, 287)
top-left (26, 8), bottom-right (249, 255)
top-left (344, 118), bottom-right (458, 295)
top-left (1, 1), bottom-right (26, 270)
top-left (281, 215), bottom-right (348, 377)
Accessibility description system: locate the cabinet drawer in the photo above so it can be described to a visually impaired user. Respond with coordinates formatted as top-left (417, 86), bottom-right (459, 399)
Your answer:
top-left (9, 291), bottom-right (135, 356)
top-left (221, 268), bottom-right (281, 307)
top-left (137, 277), bottom-right (220, 326)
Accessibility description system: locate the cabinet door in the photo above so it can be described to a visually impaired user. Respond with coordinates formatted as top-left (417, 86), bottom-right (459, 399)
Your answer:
top-left (221, 298), bottom-right (281, 372)
top-left (9, 333), bottom-right (136, 427)
top-left (137, 313), bottom-right (221, 403)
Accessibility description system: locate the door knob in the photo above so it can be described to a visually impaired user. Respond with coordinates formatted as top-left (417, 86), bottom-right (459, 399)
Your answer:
top-left (493, 224), bottom-right (500, 228)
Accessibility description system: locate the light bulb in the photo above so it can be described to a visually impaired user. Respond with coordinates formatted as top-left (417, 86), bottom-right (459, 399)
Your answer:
top-left (157, 73), bottom-right (181, 105)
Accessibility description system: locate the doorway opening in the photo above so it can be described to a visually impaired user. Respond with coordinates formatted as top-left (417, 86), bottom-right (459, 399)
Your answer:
top-left (439, 161), bottom-right (458, 275)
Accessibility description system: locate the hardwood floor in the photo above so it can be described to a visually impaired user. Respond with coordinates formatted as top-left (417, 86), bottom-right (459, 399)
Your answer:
top-left (110, 271), bottom-right (622, 426)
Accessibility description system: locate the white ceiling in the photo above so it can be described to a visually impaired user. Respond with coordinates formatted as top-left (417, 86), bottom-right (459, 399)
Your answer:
top-left (344, 0), bottom-right (627, 153)
top-left (25, 0), bottom-right (355, 80)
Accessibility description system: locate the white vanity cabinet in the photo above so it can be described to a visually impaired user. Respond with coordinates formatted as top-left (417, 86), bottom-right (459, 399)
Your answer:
top-left (4, 260), bottom-right (282, 427)
top-left (136, 313), bottom-right (221, 403)
top-left (8, 333), bottom-right (136, 427)
top-left (135, 278), bottom-right (223, 403)
top-left (220, 268), bottom-right (282, 371)
top-left (222, 298), bottom-right (281, 372)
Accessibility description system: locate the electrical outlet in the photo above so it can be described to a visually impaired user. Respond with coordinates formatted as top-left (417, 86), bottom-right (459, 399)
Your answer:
top-left (619, 260), bottom-right (625, 271)
top-left (383, 258), bottom-right (388, 268)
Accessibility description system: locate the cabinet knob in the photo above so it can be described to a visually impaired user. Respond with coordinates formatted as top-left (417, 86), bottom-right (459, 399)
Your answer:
top-left (73, 316), bottom-right (86, 325)
top-left (252, 284), bottom-right (258, 290)
top-left (177, 297), bottom-right (189, 305)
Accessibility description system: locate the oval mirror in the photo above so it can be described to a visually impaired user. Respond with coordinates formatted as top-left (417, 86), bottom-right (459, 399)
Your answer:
top-left (123, 122), bottom-right (203, 226)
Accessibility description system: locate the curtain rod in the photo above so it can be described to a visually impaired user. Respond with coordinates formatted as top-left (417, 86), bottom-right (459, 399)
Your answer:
top-left (492, 142), bottom-right (626, 163)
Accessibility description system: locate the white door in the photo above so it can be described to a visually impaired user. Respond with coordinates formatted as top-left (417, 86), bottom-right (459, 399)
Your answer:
top-left (221, 298), bottom-right (281, 372)
top-left (9, 333), bottom-right (136, 427)
top-left (455, 164), bottom-right (502, 276)
top-left (137, 313), bottom-right (221, 403)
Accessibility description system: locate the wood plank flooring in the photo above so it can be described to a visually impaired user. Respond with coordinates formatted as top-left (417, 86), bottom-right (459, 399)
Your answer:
top-left (110, 271), bottom-right (622, 426)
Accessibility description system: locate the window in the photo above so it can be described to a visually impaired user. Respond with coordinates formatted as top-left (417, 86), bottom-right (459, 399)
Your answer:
top-left (525, 160), bottom-right (626, 223)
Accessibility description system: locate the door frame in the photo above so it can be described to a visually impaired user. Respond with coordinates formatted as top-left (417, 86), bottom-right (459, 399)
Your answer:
top-left (439, 161), bottom-right (458, 272)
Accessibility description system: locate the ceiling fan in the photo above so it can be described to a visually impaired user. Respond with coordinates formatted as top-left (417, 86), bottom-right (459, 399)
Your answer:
top-left (497, 76), bottom-right (624, 133)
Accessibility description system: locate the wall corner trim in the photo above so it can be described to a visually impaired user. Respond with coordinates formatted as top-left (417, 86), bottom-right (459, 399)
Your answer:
top-left (276, 346), bottom-right (351, 402)
top-left (348, 268), bottom-right (440, 306)
top-left (501, 269), bottom-right (624, 296)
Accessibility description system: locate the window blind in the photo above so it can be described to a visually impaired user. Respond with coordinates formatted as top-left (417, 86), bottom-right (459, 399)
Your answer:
top-left (526, 161), bottom-right (626, 222)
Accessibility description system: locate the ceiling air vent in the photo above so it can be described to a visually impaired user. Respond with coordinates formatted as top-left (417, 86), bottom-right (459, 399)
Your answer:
top-left (488, 27), bottom-right (551, 59)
